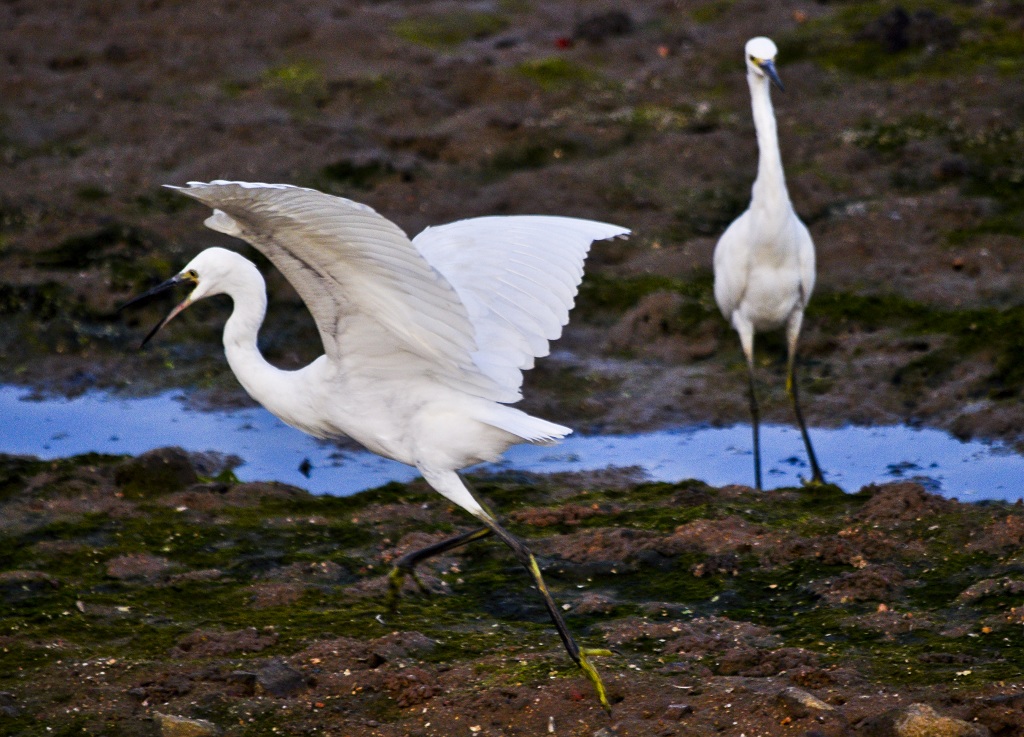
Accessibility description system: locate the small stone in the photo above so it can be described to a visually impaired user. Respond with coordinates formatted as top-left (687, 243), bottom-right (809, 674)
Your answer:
top-left (777, 687), bottom-right (834, 719)
top-left (894, 703), bottom-right (987, 737)
top-left (153, 712), bottom-right (220, 737)
top-left (226, 671), bottom-right (258, 696)
top-left (256, 660), bottom-right (308, 697)
top-left (106, 553), bottom-right (173, 582)
top-left (115, 447), bottom-right (198, 497)
top-left (574, 11), bottom-right (633, 43)
top-left (665, 703), bottom-right (693, 720)
top-left (0, 691), bottom-right (20, 718)
top-left (126, 687), bottom-right (146, 701)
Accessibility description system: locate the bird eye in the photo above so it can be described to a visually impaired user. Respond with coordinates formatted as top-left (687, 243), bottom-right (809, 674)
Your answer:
top-left (186, 269), bottom-right (198, 280)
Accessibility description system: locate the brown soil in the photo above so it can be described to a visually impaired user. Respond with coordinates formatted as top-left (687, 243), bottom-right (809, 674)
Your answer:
top-left (2, 449), bottom-right (1024, 736)
top-left (1, 0), bottom-right (1022, 445)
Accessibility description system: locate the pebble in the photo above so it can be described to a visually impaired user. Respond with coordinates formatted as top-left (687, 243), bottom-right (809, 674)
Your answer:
top-left (664, 703), bottom-right (694, 720)
top-left (894, 703), bottom-right (987, 737)
top-left (776, 686), bottom-right (835, 718)
top-left (153, 712), bottom-right (220, 737)
top-left (255, 659), bottom-right (308, 697)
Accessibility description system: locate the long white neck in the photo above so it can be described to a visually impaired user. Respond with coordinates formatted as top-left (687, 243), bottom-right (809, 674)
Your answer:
top-left (219, 267), bottom-right (292, 409)
top-left (748, 71), bottom-right (789, 212)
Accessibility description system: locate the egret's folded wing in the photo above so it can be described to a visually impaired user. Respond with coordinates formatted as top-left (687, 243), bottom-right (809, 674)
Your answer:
top-left (169, 181), bottom-right (502, 398)
top-left (713, 214), bottom-right (752, 320)
top-left (413, 216), bottom-right (629, 400)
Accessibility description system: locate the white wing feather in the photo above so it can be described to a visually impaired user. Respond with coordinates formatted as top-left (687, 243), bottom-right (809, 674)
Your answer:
top-left (171, 181), bottom-right (505, 399)
top-left (414, 216), bottom-right (630, 400)
top-left (171, 181), bottom-right (628, 404)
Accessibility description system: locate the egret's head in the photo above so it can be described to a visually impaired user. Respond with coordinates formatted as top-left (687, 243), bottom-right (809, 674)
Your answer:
top-left (121, 247), bottom-right (251, 346)
top-left (744, 36), bottom-right (784, 91)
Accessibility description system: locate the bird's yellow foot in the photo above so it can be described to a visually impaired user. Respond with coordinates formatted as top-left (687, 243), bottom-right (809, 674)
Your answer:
top-left (578, 647), bottom-right (613, 714)
top-left (386, 566), bottom-right (430, 612)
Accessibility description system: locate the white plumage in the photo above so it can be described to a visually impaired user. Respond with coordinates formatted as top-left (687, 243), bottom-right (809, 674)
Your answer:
top-left (713, 38), bottom-right (825, 489)
top-left (126, 179), bottom-right (628, 709)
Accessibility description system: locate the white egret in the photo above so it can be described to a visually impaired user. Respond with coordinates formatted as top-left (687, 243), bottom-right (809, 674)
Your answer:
top-left (123, 180), bottom-right (629, 711)
top-left (712, 37), bottom-right (825, 490)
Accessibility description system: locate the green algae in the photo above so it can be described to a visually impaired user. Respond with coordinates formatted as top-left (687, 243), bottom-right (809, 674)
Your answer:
top-left (393, 11), bottom-right (508, 49)
top-left (262, 61), bottom-right (329, 114)
top-left (2, 452), bottom-right (1024, 730)
top-left (846, 115), bottom-right (1024, 242)
top-left (690, 1), bottom-right (735, 25)
top-left (780, 1), bottom-right (1024, 79)
top-left (810, 291), bottom-right (1024, 398)
top-left (513, 58), bottom-right (600, 91)
top-left (575, 272), bottom-right (716, 324)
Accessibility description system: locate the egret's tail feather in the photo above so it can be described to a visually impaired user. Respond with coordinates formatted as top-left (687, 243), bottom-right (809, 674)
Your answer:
top-left (478, 404), bottom-right (571, 444)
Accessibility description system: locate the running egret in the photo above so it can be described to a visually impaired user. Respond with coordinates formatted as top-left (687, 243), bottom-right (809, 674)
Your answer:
top-left (123, 180), bottom-right (628, 711)
top-left (712, 38), bottom-right (825, 490)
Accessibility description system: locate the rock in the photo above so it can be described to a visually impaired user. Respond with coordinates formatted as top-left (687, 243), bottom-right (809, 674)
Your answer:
top-left (115, 447), bottom-right (198, 497)
top-left (894, 704), bottom-right (987, 737)
top-left (664, 703), bottom-right (693, 720)
top-left (0, 570), bottom-right (59, 602)
top-left (574, 11), bottom-right (633, 44)
top-left (106, 553), bottom-right (173, 582)
top-left (861, 703), bottom-right (988, 737)
top-left (856, 483), bottom-right (952, 523)
top-left (226, 671), bottom-right (258, 696)
top-left (153, 712), bottom-right (220, 737)
top-left (777, 686), bottom-right (835, 718)
top-left (859, 8), bottom-right (959, 53)
top-left (370, 631), bottom-right (437, 661)
top-left (256, 660), bottom-right (309, 697)
top-left (0, 691), bottom-right (20, 717)
top-left (171, 627), bottom-right (278, 658)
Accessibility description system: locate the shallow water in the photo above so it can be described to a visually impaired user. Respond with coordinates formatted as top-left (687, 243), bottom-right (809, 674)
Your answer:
top-left (1, 385), bottom-right (1021, 500)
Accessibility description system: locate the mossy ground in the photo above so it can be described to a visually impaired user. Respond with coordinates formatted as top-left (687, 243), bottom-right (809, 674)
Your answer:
top-left (0, 0), bottom-right (1023, 445)
top-left (2, 1), bottom-right (1024, 731)
top-left (2, 449), bottom-right (1023, 735)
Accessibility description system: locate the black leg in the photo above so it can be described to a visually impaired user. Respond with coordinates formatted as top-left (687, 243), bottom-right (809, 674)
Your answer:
top-left (748, 363), bottom-right (763, 491)
top-left (786, 353), bottom-right (825, 485)
top-left (477, 516), bottom-right (612, 713)
top-left (387, 527), bottom-right (493, 610)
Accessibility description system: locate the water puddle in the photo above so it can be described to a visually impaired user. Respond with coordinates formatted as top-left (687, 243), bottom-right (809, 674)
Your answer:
top-left (1, 386), bottom-right (1021, 501)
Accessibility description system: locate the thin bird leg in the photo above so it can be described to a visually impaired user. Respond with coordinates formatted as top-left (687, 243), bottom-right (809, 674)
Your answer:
top-left (477, 515), bottom-right (613, 714)
top-left (747, 364), bottom-right (762, 491)
top-left (785, 336), bottom-right (825, 485)
top-left (737, 320), bottom-right (762, 490)
top-left (387, 526), bottom-right (493, 611)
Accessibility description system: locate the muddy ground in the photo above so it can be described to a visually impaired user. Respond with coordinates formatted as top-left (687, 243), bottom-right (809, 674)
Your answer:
top-left (2, 448), bottom-right (1024, 737)
top-left (1, 0), bottom-right (1023, 444)
top-left (2, 1), bottom-right (1024, 736)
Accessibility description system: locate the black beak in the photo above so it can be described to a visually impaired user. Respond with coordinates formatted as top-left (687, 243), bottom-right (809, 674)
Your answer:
top-left (759, 59), bottom-right (785, 91)
top-left (120, 275), bottom-right (193, 348)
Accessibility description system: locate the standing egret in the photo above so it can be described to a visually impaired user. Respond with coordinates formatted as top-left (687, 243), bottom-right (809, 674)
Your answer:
top-left (713, 37), bottom-right (825, 490)
top-left (123, 180), bottom-right (628, 711)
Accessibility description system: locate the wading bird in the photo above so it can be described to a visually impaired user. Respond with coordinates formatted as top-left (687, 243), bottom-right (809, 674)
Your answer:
top-left (713, 37), bottom-right (825, 490)
top-left (123, 180), bottom-right (628, 711)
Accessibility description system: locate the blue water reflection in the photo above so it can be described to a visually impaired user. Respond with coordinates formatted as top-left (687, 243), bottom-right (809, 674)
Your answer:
top-left (1, 386), bottom-right (1020, 500)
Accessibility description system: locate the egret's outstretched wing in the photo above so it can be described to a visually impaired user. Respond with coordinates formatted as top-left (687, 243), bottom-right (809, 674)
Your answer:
top-left (413, 216), bottom-right (629, 399)
top-left (169, 181), bottom-right (503, 399)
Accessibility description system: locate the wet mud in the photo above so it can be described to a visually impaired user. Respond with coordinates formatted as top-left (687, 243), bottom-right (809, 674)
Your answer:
top-left (0, 0), bottom-right (1023, 445)
top-left (2, 1), bottom-right (1024, 735)
top-left (2, 449), bottom-right (1024, 735)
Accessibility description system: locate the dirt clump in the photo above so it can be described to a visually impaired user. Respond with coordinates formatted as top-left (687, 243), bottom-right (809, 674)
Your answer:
top-left (1, 453), bottom-right (1023, 734)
